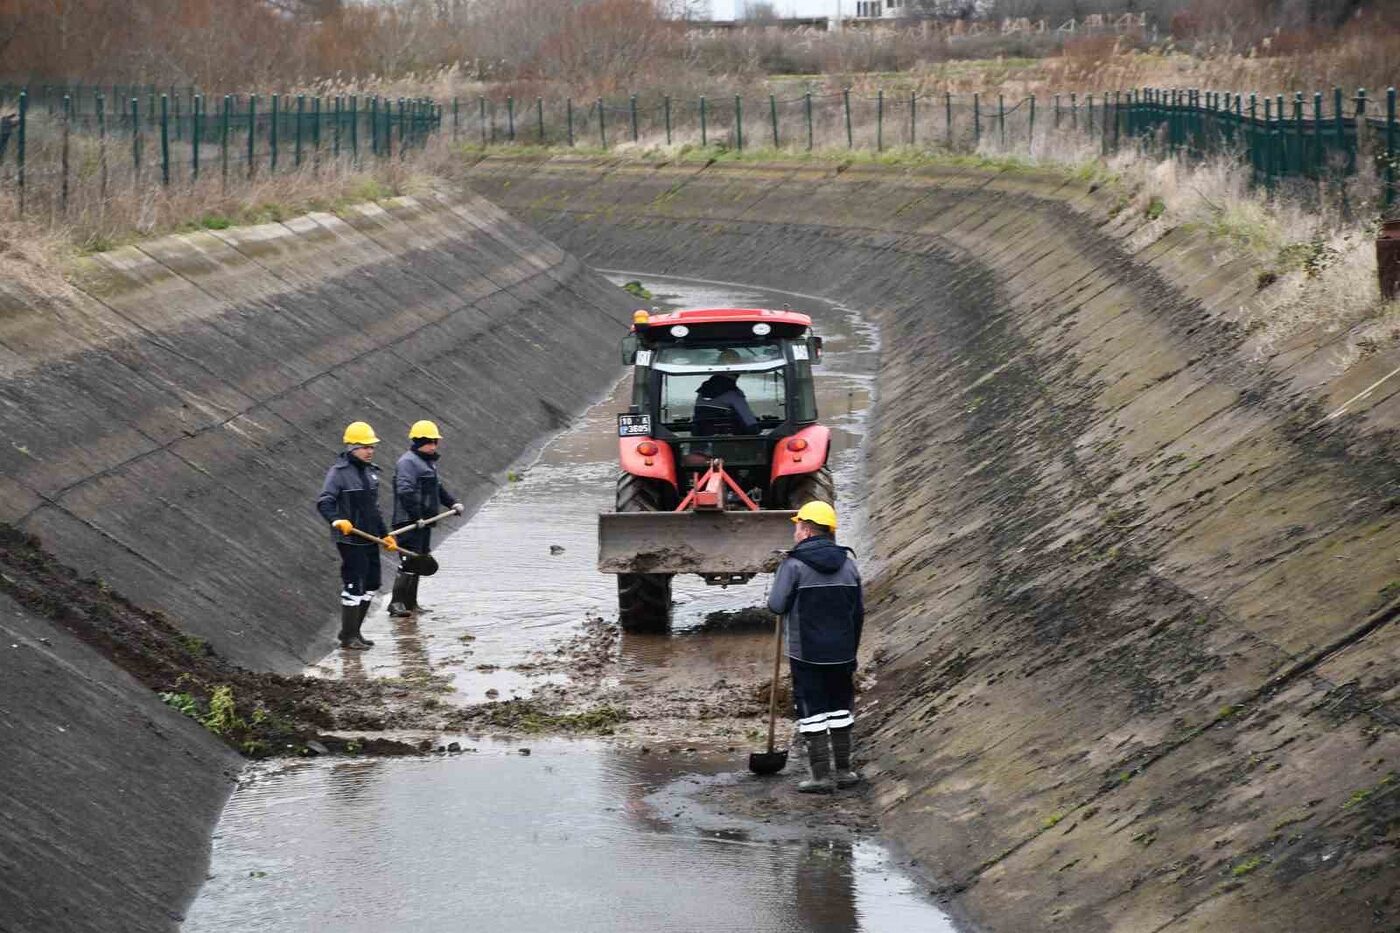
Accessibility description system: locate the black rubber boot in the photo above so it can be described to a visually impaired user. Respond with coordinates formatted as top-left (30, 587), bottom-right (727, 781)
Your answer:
top-left (797, 732), bottom-right (835, 794)
top-left (406, 574), bottom-right (425, 612)
top-left (830, 726), bottom-right (862, 788)
top-left (387, 576), bottom-right (413, 618)
top-left (338, 604), bottom-right (369, 650)
top-left (353, 600), bottom-right (375, 647)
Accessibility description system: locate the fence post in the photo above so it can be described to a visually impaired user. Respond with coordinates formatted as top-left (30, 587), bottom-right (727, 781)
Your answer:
top-left (507, 96), bottom-right (516, 143)
top-left (221, 95), bottom-right (231, 191)
top-left (61, 94), bottom-right (71, 212)
top-left (246, 95), bottom-right (256, 179)
top-left (598, 98), bottom-right (607, 149)
top-left (566, 98), bottom-right (574, 147)
top-left (1355, 88), bottom-right (1368, 183)
top-left (805, 92), bottom-right (813, 151)
top-left (476, 96), bottom-right (485, 147)
top-left (1292, 91), bottom-right (1304, 178)
top-left (1275, 93), bottom-right (1285, 181)
top-left (1029, 94), bottom-right (1036, 153)
top-left (910, 90), bottom-right (916, 147)
top-left (1333, 87), bottom-right (1345, 173)
top-left (160, 93), bottom-right (170, 186)
top-left (844, 88), bottom-right (853, 149)
top-left (349, 96), bottom-right (358, 163)
top-left (173, 92), bottom-right (181, 143)
top-left (973, 92), bottom-right (980, 147)
top-left (876, 88), bottom-right (883, 152)
top-left (1265, 97), bottom-right (1276, 187)
top-left (535, 96), bottom-right (545, 145)
top-left (295, 95), bottom-right (304, 168)
top-left (130, 95), bottom-right (142, 189)
top-left (334, 97), bottom-right (342, 158)
top-left (997, 93), bottom-right (1005, 148)
top-left (1054, 93), bottom-right (1061, 130)
top-left (700, 95), bottom-right (707, 147)
top-left (269, 94), bottom-right (279, 172)
top-left (1388, 87), bottom-right (1397, 208)
top-left (316, 96), bottom-right (325, 166)
top-left (193, 94), bottom-right (202, 182)
top-left (664, 95), bottom-right (672, 146)
top-left (946, 92), bottom-right (952, 147)
top-left (1087, 92), bottom-right (1094, 136)
top-left (97, 92), bottom-right (108, 203)
top-left (629, 94), bottom-right (638, 143)
top-left (735, 95), bottom-right (743, 152)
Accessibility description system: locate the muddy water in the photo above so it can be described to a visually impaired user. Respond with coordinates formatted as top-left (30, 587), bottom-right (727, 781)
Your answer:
top-left (184, 276), bottom-right (957, 932)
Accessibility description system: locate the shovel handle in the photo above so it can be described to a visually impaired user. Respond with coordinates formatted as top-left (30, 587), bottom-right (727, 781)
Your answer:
top-left (766, 613), bottom-right (784, 755)
top-left (344, 526), bottom-right (424, 558)
top-left (389, 508), bottom-right (459, 539)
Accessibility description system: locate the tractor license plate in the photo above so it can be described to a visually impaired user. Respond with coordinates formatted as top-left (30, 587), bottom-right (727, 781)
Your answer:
top-left (617, 413), bottom-right (652, 437)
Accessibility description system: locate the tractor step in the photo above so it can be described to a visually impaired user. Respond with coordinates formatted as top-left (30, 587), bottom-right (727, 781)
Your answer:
top-left (598, 510), bottom-right (797, 575)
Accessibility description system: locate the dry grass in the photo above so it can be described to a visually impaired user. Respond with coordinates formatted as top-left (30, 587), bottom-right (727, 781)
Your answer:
top-left (0, 129), bottom-right (463, 279)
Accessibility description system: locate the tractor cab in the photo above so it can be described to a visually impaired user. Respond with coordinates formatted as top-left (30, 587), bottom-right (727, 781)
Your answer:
top-left (618, 308), bottom-right (824, 505)
top-left (601, 308), bottom-right (835, 631)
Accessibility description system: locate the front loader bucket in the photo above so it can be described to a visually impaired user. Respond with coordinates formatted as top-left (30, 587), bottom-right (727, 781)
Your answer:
top-left (598, 510), bottom-right (799, 575)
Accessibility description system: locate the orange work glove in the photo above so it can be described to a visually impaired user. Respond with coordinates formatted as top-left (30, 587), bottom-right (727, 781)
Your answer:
top-left (383, 534), bottom-right (399, 552)
top-left (332, 519), bottom-right (353, 535)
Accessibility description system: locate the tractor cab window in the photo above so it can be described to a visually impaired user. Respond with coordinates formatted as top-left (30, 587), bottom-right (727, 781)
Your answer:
top-left (654, 344), bottom-right (787, 437)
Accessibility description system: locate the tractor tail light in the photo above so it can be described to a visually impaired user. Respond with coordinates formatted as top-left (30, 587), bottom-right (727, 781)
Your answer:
top-left (636, 441), bottom-right (659, 457)
top-left (786, 438), bottom-right (809, 452)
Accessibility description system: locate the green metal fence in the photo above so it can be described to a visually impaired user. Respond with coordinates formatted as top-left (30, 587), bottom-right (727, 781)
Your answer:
top-left (4, 82), bottom-right (1397, 216)
top-left (452, 85), bottom-right (1400, 208)
top-left (0, 84), bottom-right (442, 216)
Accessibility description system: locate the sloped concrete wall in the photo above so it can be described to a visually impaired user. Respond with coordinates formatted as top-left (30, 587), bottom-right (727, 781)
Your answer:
top-left (0, 192), bottom-right (635, 673)
top-left (461, 155), bottom-right (1399, 931)
top-left (0, 191), bottom-right (635, 931)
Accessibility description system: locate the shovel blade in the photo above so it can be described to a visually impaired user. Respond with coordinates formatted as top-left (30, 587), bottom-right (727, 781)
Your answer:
top-left (748, 750), bottom-right (789, 775)
top-left (598, 510), bottom-right (797, 575)
top-left (400, 553), bottom-right (438, 577)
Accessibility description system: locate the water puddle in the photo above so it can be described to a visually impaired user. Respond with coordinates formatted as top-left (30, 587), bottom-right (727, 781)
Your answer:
top-left (184, 274), bottom-right (958, 931)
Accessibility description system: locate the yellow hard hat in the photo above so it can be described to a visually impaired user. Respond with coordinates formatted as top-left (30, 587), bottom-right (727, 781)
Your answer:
top-left (408, 419), bottom-right (442, 440)
top-left (792, 500), bottom-right (837, 530)
top-left (342, 421), bottom-right (380, 446)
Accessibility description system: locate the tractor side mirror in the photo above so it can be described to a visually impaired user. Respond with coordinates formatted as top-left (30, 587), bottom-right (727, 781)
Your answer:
top-left (809, 335), bottom-right (824, 364)
top-left (620, 334), bottom-right (639, 366)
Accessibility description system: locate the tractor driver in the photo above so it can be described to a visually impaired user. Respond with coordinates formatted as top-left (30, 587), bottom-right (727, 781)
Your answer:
top-left (694, 349), bottom-right (761, 436)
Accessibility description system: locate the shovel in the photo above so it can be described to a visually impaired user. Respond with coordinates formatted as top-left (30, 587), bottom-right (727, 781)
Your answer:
top-left (345, 527), bottom-right (439, 576)
top-left (388, 508), bottom-right (460, 539)
top-left (748, 613), bottom-right (789, 775)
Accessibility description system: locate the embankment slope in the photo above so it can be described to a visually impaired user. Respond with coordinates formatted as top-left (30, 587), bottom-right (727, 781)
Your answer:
top-left (0, 192), bottom-right (635, 930)
top-left (462, 155), bottom-right (1400, 931)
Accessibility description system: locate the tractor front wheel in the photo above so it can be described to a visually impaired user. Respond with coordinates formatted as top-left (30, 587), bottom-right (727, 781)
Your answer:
top-left (782, 465), bottom-right (836, 510)
top-left (615, 473), bottom-right (674, 632)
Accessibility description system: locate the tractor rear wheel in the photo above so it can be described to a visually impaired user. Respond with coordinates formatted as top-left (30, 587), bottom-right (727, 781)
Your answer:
top-left (783, 465), bottom-right (836, 510)
top-left (616, 473), bottom-right (673, 632)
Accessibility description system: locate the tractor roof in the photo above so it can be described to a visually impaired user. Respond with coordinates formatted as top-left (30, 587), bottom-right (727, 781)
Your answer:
top-left (639, 308), bottom-right (812, 329)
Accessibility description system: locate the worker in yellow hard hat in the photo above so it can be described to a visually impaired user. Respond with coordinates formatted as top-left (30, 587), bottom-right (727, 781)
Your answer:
top-left (388, 419), bottom-right (464, 617)
top-left (767, 498), bottom-right (864, 793)
top-left (316, 421), bottom-right (395, 650)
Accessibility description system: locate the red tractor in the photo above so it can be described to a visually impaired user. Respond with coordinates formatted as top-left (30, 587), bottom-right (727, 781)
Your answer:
top-left (598, 308), bottom-right (835, 630)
